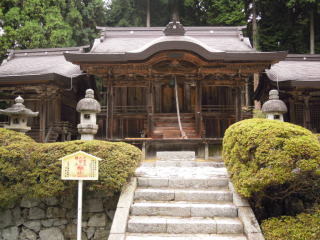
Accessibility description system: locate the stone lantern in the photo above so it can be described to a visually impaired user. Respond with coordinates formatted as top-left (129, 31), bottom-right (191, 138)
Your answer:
top-left (0, 96), bottom-right (38, 133)
top-left (76, 89), bottom-right (101, 140)
top-left (262, 89), bottom-right (287, 121)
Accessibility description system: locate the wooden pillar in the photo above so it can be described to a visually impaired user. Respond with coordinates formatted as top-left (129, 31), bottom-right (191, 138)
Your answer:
top-left (121, 87), bottom-right (127, 113)
top-left (40, 99), bottom-right (46, 142)
top-left (195, 80), bottom-right (202, 136)
top-left (107, 75), bottom-right (114, 139)
top-left (154, 82), bottom-right (162, 113)
top-left (184, 82), bottom-right (191, 112)
top-left (147, 79), bottom-right (153, 137)
top-left (141, 141), bottom-right (146, 161)
top-left (245, 78), bottom-right (250, 107)
top-left (288, 97), bottom-right (296, 124)
top-left (54, 92), bottom-right (62, 122)
top-left (253, 73), bottom-right (261, 109)
top-left (303, 95), bottom-right (311, 130)
top-left (204, 142), bottom-right (209, 160)
top-left (235, 87), bottom-right (242, 122)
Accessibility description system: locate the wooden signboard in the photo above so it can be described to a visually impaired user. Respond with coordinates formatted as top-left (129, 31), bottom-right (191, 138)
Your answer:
top-left (60, 151), bottom-right (101, 240)
top-left (60, 151), bottom-right (101, 181)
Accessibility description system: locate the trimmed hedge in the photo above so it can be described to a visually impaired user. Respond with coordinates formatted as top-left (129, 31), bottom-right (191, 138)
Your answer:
top-left (0, 128), bottom-right (141, 208)
top-left (223, 119), bottom-right (320, 219)
top-left (262, 207), bottom-right (320, 240)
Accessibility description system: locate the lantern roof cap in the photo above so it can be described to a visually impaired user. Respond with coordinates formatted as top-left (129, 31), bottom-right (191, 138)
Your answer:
top-left (0, 96), bottom-right (39, 117)
top-left (76, 89), bottom-right (101, 113)
top-left (262, 89), bottom-right (288, 114)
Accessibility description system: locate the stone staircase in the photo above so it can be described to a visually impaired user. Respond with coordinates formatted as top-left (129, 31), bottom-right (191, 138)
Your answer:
top-left (124, 151), bottom-right (247, 240)
top-left (151, 114), bottom-right (199, 139)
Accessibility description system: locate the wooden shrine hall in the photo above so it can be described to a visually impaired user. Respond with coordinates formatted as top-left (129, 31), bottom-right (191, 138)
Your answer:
top-left (256, 54), bottom-right (320, 133)
top-left (65, 21), bottom-right (286, 156)
top-left (0, 47), bottom-right (96, 142)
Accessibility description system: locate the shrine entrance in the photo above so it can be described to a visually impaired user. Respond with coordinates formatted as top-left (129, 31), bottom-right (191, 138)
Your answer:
top-left (158, 78), bottom-right (196, 114)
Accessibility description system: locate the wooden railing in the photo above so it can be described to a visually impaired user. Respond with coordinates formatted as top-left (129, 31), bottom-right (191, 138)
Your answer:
top-left (45, 121), bottom-right (76, 143)
top-left (101, 105), bottom-right (147, 114)
top-left (202, 105), bottom-right (235, 113)
top-left (0, 121), bottom-right (8, 127)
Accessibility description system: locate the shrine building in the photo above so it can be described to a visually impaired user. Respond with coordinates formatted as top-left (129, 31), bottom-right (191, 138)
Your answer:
top-left (2, 21), bottom-right (319, 157)
top-left (0, 47), bottom-right (96, 142)
top-left (256, 54), bottom-right (320, 133)
top-left (64, 21), bottom-right (286, 156)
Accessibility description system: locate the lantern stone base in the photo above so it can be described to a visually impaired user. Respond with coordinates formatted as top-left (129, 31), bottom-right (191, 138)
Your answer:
top-left (4, 125), bottom-right (31, 133)
top-left (77, 124), bottom-right (98, 136)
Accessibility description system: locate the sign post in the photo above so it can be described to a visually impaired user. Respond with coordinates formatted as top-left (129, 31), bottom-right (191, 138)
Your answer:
top-left (60, 151), bottom-right (101, 240)
top-left (77, 180), bottom-right (83, 240)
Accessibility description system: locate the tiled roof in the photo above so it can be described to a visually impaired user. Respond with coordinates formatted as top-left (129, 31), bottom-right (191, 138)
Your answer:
top-left (0, 47), bottom-right (87, 78)
top-left (266, 54), bottom-right (320, 82)
top-left (91, 26), bottom-right (253, 53)
top-left (64, 25), bottom-right (287, 63)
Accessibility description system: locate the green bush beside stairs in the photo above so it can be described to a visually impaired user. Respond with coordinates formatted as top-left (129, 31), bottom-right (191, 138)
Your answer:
top-left (223, 118), bottom-right (320, 199)
top-left (0, 128), bottom-right (141, 208)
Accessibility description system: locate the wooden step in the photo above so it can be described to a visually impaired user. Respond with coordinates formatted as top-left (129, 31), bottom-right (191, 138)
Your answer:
top-left (154, 122), bottom-right (195, 127)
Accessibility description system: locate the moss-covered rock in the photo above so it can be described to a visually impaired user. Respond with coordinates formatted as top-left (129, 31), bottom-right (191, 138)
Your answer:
top-left (223, 118), bottom-right (320, 221)
top-left (262, 207), bottom-right (320, 240)
top-left (0, 129), bottom-right (141, 208)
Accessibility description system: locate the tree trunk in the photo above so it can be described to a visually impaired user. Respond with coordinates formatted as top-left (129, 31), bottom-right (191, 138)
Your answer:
top-left (310, 9), bottom-right (315, 54)
top-left (146, 0), bottom-right (150, 27)
top-left (172, 0), bottom-right (179, 21)
top-left (252, 0), bottom-right (258, 50)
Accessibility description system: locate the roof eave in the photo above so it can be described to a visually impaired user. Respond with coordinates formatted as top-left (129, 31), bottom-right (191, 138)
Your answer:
top-left (0, 73), bottom-right (82, 86)
top-left (270, 80), bottom-right (320, 88)
top-left (64, 51), bottom-right (288, 64)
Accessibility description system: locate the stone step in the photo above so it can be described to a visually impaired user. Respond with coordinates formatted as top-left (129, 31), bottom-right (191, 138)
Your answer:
top-left (137, 177), bottom-right (229, 188)
top-left (134, 188), bottom-right (232, 202)
top-left (125, 233), bottom-right (247, 240)
top-left (127, 216), bottom-right (243, 234)
top-left (131, 202), bottom-right (237, 218)
top-left (156, 151), bottom-right (195, 161)
top-left (136, 166), bottom-right (228, 177)
top-left (140, 161), bottom-right (225, 168)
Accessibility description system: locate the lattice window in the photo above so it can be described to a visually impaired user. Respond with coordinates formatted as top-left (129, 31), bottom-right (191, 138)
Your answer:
top-left (310, 104), bottom-right (320, 133)
top-left (294, 103), bottom-right (304, 126)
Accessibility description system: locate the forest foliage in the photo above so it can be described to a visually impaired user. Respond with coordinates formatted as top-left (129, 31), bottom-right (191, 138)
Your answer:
top-left (0, 0), bottom-right (319, 60)
top-left (0, 0), bottom-right (107, 59)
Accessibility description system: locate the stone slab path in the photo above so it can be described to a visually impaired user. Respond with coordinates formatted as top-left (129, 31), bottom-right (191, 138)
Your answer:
top-left (125, 151), bottom-right (248, 240)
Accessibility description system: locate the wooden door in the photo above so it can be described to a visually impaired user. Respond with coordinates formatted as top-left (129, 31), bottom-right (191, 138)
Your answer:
top-left (161, 84), bottom-right (184, 113)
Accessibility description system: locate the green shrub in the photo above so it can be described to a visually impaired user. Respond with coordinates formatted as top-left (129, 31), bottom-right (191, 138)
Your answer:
top-left (262, 207), bottom-right (320, 240)
top-left (0, 128), bottom-right (141, 208)
top-left (223, 119), bottom-right (320, 202)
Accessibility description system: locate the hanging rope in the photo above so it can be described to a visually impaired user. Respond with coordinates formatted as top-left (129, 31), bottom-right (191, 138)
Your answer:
top-left (174, 75), bottom-right (187, 139)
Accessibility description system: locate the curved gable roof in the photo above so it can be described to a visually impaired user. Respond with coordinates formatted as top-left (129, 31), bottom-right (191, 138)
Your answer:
top-left (64, 25), bottom-right (286, 64)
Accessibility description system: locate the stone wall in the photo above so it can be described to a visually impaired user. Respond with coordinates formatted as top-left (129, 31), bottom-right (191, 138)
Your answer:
top-left (0, 193), bottom-right (119, 240)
